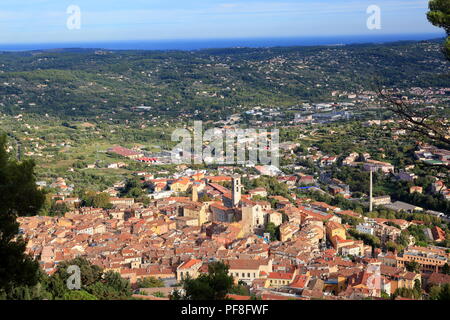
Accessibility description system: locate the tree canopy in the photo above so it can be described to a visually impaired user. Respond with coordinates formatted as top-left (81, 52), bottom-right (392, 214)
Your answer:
top-left (427, 0), bottom-right (450, 60)
top-left (0, 134), bottom-right (45, 296)
top-left (175, 261), bottom-right (234, 300)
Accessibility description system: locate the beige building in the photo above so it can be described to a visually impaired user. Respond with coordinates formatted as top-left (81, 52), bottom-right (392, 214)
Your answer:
top-left (268, 211), bottom-right (283, 227)
top-left (249, 188), bottom-right (268, 198)
top-left (266, 270), bottom-right (298, 288)
top-left (398, 246), bottom-right (449, 273)
top-left (241, 201), bottom-right (266, 235)
top-left (174, 216), bottom-right (200, 228)
top-left (93, 223), bottom-right (106, 234)
top-left (183, 202), bottom-right (210, 226)
top-left (110, 198), bottom-right (135, 206)
top-left (227, 259), bottom-right (273, 285)
top-left (279, 222), bottom-right (299, 242)
top-left (176, 259), bottom-right (203, 281)
top-left (372, 195), bottom-right (391, 206)
top-left (170, 178), bottom-right (192, 193)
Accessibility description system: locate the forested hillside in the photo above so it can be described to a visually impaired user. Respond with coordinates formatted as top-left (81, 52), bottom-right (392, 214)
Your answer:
top-left (0, 39), bottom-right (448, 121)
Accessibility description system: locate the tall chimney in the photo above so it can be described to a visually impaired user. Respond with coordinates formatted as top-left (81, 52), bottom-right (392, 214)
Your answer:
top-left (369, 169), bottom-right (373, 212)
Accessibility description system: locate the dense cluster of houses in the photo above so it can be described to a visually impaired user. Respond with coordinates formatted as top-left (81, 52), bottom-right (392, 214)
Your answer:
top-left (18, 170), bottom-right (450, 300)
top-left (342, 152), bottom-right (395, 173)
top-left (415, 144), bottom-right (450, 167)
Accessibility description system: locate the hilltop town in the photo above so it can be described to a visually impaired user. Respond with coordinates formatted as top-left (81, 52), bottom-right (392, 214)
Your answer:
top-left (18, 157), bottom-right (450, 300)
top-left (3, 86), bottom-right (449, 300)
top-left (0, 39), bottom-right (449, 301)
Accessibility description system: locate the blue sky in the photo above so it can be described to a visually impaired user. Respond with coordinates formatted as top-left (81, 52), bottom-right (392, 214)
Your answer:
top-left (0, 0), bottom-right (444, 43)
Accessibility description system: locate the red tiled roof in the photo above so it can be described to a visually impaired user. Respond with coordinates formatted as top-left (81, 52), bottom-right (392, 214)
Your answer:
top-left (178, 259), bottom-right (202, 270)
top-left (108, 146), bottom-right (141, 157)
top-left (206, 176), bottom-right (232, 182)
top-left (267, 272), bottom-right (294, 280)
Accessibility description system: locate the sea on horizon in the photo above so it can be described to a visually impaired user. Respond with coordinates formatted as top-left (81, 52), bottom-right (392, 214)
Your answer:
top-left (0, 33), bottom-right (444, 52)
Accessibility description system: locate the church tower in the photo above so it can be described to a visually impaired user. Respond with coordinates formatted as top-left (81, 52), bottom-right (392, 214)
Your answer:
top-left (232, 175), bottom-right (242, 207)
top-left (192, 184), bottom-right (199, 202)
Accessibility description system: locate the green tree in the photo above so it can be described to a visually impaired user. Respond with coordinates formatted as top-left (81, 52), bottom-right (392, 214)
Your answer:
top-left (82, 191), bottom-right (112, 209)
top-left (86, 282), bottom-right (117, 300)
top-left (3, 269), bottom-right (52, 300)
top-left (152, 291), bottom-right (165, 298)
top-left (199, 194), bottom-right (212, 202)
top-left (54, 257), bottom-right (103, 291)
top-left (169, 289), bottom-right (183, 300)
top-left (348, 229), bottom-right (381, 248)
top-left (405, 261), bottom-right (421, 273)
top-left (393, 287), bottom-right (421, 299)
top-left (0, 134), bottom-right (45, 296)
top-left (264, 222), bottom-right (280, 241)
top-left (377, 1), bottom-right (450, 149)
top-left (49, 258), bottom-right (131, 300)
top-left (229, 280), bottom-right (251, 296)
top-left (123, 177), bottom-right (144, 199)
top-left (427, 0), bottom-right (450, 60)
top-left (44, 273), bottom-right (68, 299)
top-left (442, 263), bottom-right (450, 275)
top-left (63, 290), bottom-right (98, 300)
top-left (385, 241), bottom-right (402, 253)
top-left (429, 285), bottom-right (442, 300)
top-left (50, 201), bottom-right (70, 216)
top-left (179, 261), bottom-right (234, 300)
top-left (136, 276), bottom-right (165, 288)
top-left (103, 271), bottom-right (132, 298)
top-left (413, 279), bottom-right (422, 299)
top-left (381, 291), bottom-right (390, 299)
top-left (438, 283), bottom-right (450, 300)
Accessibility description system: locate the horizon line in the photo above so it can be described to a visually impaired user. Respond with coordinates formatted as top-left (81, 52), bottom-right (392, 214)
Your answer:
top-left (0, 33), bottom-right (444, 52)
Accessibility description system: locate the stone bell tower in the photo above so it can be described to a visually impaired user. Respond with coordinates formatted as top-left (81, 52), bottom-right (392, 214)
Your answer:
top-left (232, 175), bottom-right (242, 207)
top-left (192, 184), bottom-right (199, 202)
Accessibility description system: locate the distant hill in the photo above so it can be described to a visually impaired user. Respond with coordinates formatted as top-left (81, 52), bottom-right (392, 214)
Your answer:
top-left (0, 39), bottom-right (448, 121)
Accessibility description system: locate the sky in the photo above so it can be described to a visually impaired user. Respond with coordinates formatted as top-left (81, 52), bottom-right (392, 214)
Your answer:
top-left (0, 0), bottom-right (444, 44)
